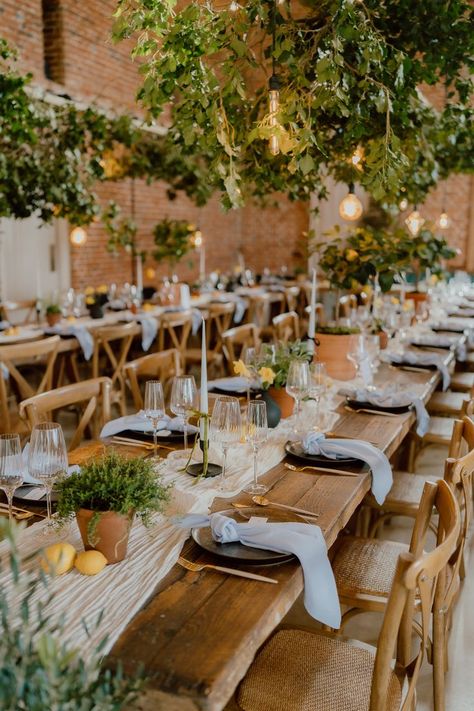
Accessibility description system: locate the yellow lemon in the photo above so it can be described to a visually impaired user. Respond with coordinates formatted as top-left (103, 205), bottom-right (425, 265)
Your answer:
top-left (75, 550), bottom-right (107, 576)
top-left (41, 543), bottom-right (77, 576)
top-left (345, 249), bottom-right (358, 262)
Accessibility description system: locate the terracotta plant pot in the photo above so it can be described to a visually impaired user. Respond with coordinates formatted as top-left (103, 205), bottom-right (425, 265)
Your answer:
top-left (267, 386), bottom-right (294, 418)
top-left (46, 312), bottom-right (61, 327)
top-left (315, 332), bottom-right (356, 381)
top-left (378, 330), bottom-right (389, 350)
top-left (76, 509), bottom-right (134, 564)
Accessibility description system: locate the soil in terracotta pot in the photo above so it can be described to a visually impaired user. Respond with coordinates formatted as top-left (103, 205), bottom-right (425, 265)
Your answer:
top-left (76, 509), bottom-right (133, 564)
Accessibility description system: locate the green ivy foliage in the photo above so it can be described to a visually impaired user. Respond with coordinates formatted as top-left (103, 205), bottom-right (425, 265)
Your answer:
top-left (152, 218), bottom-right (196, 265)
top-left (112, 0), bottom-right (473, 208)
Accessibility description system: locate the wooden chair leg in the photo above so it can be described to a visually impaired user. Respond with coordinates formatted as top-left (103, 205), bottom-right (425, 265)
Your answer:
top-left (433, 608), bottom-right (447, 711)
top-left (407, 434), bottom-right (419, 473)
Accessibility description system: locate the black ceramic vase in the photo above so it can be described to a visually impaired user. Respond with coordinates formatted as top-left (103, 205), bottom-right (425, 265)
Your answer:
top-left (259, 390), bottom-right (281, 428)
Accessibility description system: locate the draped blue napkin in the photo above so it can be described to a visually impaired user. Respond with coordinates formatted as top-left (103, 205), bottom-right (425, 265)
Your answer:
top-left (301, 432), bottom-right (392, 505)
top-left (137, 316), bottom-right (158, 351)
top-left (339, 386), bottom-right (430, 437)
top-left (175, 512), bottom-right (341, 628)
top-left (45, 324), bottom-right (93, 360)
top-left (100, 411), bottom-right (198, 439)
top-left (381, 350), bottom-right (450, 390)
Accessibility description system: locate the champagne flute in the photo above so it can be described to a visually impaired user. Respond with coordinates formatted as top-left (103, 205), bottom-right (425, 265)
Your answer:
top-left (244, 400), bottom-right (269, 495)
top-left (144, 380), bottom-right (165, 457)
top-left (210, 396), bottom-right (242, 491)
top-left (309, 362), bottom-right (327, 429)
top-left (285, 360), bottom-right (310, 427)
top-left (170, 375), bottom-right (198, 452)
top-left (0, 434), bottom-right (23, 520)
top-left (28, 423), bottom-right (67, 524)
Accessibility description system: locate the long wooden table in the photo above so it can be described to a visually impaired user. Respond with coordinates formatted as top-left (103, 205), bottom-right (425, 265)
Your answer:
top-left (105, 354), bottom-right (456, 711)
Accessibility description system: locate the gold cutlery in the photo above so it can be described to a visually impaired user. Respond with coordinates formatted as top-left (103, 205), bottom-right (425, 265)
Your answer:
top-left (284, 462), bottom-right (359, 477)
top-left (233, 496), bottom-right (319, 518)
top-left (234, 507), bottom-right (317, 525)
top-left (389, 364), bottom-right (428, 373)
top-left (112, 436), bottom-right (175, 451)
top-left (324, 432), bottom-right (378, 445)
top-left (0, 504), bottom-right (36, 520)
top-left (177, 556), bottom-right (277, 584)
top-left (344, 406), bottom-right (399, 418)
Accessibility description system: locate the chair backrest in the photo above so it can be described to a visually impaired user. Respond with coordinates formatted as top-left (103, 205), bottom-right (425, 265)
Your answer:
top-left (19, 377), bottom-right (112, 451)
top-left (370, 479), bottom-right (460, 711)
top-left (92, 322), bottom-right (136, 387)
top-left (222, 324), bottom-right (261, 373)
top-left (246, 294), bottom-right (271, 327)
top-left (272, 311), bottom-right (300, 343)
top-left (207, 302), bottom-right (235, 355)
top-left (0, 300), bottom-right (37, 325)
top-left (304, 303), bottom-right (326, 329)
top-left (0, 336), bottom-right (60, 431)
top-left (284, 286), bottom-right (300, 313)
top-left (158, 311), bottom-right (193, 368)
top-left (123, 348), bottom-right (181, 410)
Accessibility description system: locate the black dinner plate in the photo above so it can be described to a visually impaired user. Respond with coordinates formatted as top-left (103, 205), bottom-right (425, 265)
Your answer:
top-left (13, 485), bottom-right (56, 505)
top-left (191, 508), bottom-right (297, 565)
top-left (410, 341), bottom-right (453, 350)
top-left (346, 398), bottom-right (409, 415)
top-left (210, 387), bottom-right (250, 397)
top-left (114, 428), bottom-right (195, 443)
top-left (392, 360), bottom-right (437, 370)
top-left (284, 440), bottom-right (361, 466)
top-left (431, 326), bottom-right (466, 333)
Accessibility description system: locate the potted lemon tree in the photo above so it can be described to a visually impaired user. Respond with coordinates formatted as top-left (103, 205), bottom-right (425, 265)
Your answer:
top-left (55, 452), bottom-right (171, 564)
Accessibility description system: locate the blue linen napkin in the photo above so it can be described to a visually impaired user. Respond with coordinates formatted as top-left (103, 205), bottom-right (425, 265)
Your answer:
top-left (45, 324), bottom-right (94, 360)
top-left (381, 350), bottom-right (450, 391)
top-left (175, 512), bottom-right (341, 628)
top-left (100, 412), bottom-right (199, 438)
top-left (339, 386), bottom-right (430, 437)
top-left (137, 316), bottom-right (158, 351)
top-left (301, 432), bottom-right (392, 505)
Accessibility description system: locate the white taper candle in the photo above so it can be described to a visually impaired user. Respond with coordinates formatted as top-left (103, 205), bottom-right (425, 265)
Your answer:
top-left (200, 317), bottom-right (208, 439)
top-left (308, 268), bottom-right (317, 338)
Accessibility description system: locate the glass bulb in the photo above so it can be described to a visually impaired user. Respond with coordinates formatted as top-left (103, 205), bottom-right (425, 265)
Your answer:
top-left (69, 226), bottom-right (87, 247)
top-left (405, 209), bottom-right (425, 237)
top-left (399, 198), bottom-right (408, 211)
top-left (350, 146), bottom-right (364, 171)
top-left (269, 88), bottom-right (280, 156)
top-left (438, 211), bottom-right (451, 230)
top-left (339, 190), bottom-right (363, 221)
top-left (192, 230), bottom-right (203, 248)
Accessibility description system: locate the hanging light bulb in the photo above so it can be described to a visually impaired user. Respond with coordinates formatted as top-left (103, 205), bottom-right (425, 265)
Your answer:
top-left (69, 226), bottom-right (88, 247)
top-left (438, 210), bottom-right (451, 230)
top-left (399, 198), bottom-right (408, 211)
top-left (339, 183), bottom-right (363, 221)
top-left (350, 146), bottom-right (364, 171)
top-left (192, 229), bottom-right (203, 248)
top-left (268, 74), bottom-right (281, 156)
top-left (405, 207), bottom-right (425, 237)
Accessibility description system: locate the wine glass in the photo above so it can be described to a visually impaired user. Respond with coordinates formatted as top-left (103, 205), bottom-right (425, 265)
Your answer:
top-left (285, 360), bottom-right (310, 427)
top-left (28, 423), bottom-right (67, 524)
top-left (243, 400), bottom-right (269, 495)
top-left (347, 334), bottom-right (372, 384)
top-left (243, 346), bottom-right (259, 406)
top-left (210, 396), bottom-right (242, 491)
top-left (144, 380), bottom-right (165, 457)
top-left (170, 375), bottom-right (198, 452)
top-left (309, 362), bottom-right (328, 429)
top-left (0, 434), bottom-right (23, 520)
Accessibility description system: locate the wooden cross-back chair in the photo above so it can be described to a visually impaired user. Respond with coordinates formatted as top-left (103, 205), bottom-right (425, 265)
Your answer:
top-left (92, 323), bottom-right (135, 417)
top-left (123, 348), bottom-right (181, 411)
top-left (186, 303), bottom-right (235, 378)
top-left (158, 311), bottom-right (193, 371)
top-left (0, 335), bottom-right (60, 433)
top-left (272, 311), bottom-right (300, 344)
top-left (284, 286), bottom-right (300, 312)
top-left (235, 479), bottom-right (460, 711)
top-left (222, 323), bottom-right (261, 374)
top-left (246, 294), bottom-right (271, 328)
top-left (0, 300), bottom-right (37, 325)
top-left (19, 377), bottom-right (112, 452)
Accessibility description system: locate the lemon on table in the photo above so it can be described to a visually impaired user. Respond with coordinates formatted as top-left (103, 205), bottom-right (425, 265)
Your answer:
top-left (41, 543), bottom-right (77, 576)
top-left (75, 550), bottom-right (107, 576)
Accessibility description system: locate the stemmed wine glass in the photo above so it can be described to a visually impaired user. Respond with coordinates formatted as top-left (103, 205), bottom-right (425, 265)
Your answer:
top-left (144, 380), bottom-right (165, 457)
top-left (170, 375), bottom-right (198, 452)
top-left (27, 423), bottom-right (67, 524)
top-left (0, 434), bottom-right (24, 520)
top-left (243, 347), bottom-right (259, 406)
top-left (309, 362), bottom-right (327, 429)
top-left (244, 400), bottom-right (269, 495)
top-left (286, 360), bottom-right (310, 429)
top-left (347, 335), bottom-right (373, 386)
top-left (210, 396), bottom-right (242, 491)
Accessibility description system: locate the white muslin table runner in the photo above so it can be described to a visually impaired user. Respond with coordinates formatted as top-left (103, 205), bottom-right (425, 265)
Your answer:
top-left (175, 512), bottom-right (341, 628)
top-left (100, 411), bottom-right (199, 438)
top-left (300, 432), bottom-right (392, 505)
top-left (1, 420), bottom-right (293, 656)
top-left (381, 350), bottom-right (450, 390)
top-left (339, 386), bottom-right (430, 437)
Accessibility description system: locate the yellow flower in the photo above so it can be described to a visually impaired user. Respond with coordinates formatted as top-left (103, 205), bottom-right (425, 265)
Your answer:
top-left (390, 296), bottom-right (400, 305)
top-left (233, 359), bottom-right (251, 379)
top-left (85, 296), bottom-right (95, 305)
top-left (258, 367), bottom-right (276, 385)
top-left (97, 284), bottom-right (108, 294)
top-left (84, 286), bottom-right (95, 295)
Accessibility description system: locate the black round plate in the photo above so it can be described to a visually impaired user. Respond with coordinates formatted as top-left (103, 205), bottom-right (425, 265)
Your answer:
top-left (346, 398), bottom-right (409, 415)
top-left (115, 428), bottom-right (192, 443)
top-left (393, 361), bottom-right (437, 370)
top-left (13, 485), bottom-right (56, 505)
top-left (285, 440), bottom-right (361, 466)
top-left (191, 508), bottom-right (296, 565)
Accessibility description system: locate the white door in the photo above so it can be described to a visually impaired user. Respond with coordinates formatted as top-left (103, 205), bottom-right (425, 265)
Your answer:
top-left (0, 216), bottom-right (71, 305)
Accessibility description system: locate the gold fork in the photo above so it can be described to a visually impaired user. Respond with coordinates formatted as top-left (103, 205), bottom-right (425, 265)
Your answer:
top-left (177, 556), bottom-right (278, 584)
top-left (285, 462), bottom-right (359, 477)
top-left (344, 406), bottom-right (400, 418)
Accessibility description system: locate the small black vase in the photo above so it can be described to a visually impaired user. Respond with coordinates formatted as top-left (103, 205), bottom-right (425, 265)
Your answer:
top-left (259, 390), bottom-right (281, 428)
top-left (88, 304), bottom-right (104, 319)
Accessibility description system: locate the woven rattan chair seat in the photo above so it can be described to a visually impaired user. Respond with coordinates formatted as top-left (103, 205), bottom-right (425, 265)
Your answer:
top-left (332, 537), bottom-right (408, 597)
top-left (364, 470), bottom-right (427, 514)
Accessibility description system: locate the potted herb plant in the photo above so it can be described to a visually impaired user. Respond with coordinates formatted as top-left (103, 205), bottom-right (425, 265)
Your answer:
top-left (55, 452), bottom-right (171, 564)
top-left (45, 303), bottom-right (62, 327)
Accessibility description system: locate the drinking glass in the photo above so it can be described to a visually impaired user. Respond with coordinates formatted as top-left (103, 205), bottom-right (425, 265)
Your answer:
top-left (365, 335), bottom-right (381, 376)
top-left (0, 434), bottom-right (23, 520)
top-left (28, 423), bottom-right (67, 523)
top-left (144, 380), bottom-right (165, 457)
top-left (285, 360), bottom-right (310, 426)
top-left (309, 362), bottom-right (328, 428)
top-left (347, 334), bottom-right (372, 383)
top-left (170, 375), bottom-right (198, 452)
top-left (210, 396), bottom-right (242, 491)
top-left (243, 347), bottom-right (259, 406)
top-left (244, 400), bottom-right (269, 495)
